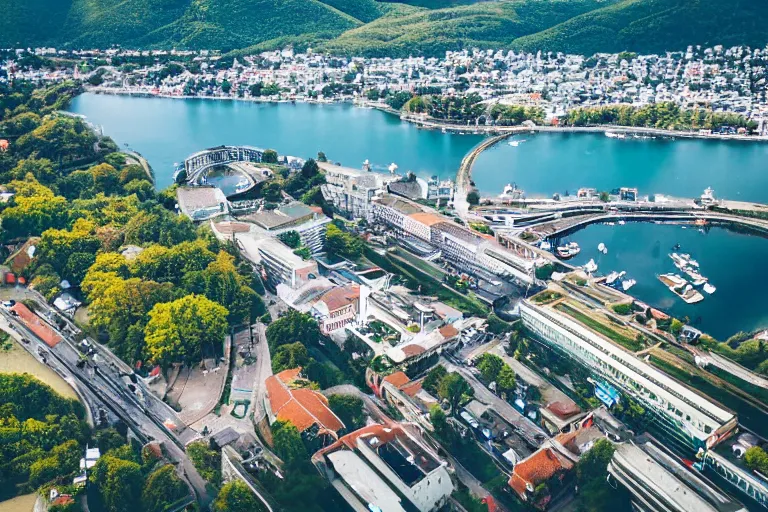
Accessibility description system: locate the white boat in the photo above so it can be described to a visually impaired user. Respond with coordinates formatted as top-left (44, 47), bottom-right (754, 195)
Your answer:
top-left (540, 240), bottom-right (552, 251)
top-left (597, 242), bottom-right (606, 253)
top-left (605, 270), bottom-right (625, 286)
top-left (618, 220), bottom-right (626, 225)
top-left (683, 268), bottom-right (707, 286)
top-left (508, 139), bottom-right (526, 147)
top-left (584, 259), bottom-right (598, 273)
top-left (622, 279), bottom-right (636, 291)
top-left (556, 242), bottom-right (581, 259)
top-left (605, 131), bottom-right (619, 138)
top-left (681, 254), bottom-right (699, 267)
top-left (658, 274), bottom-right (704, 304)
top-left (703, 283), bottom-right (717, 294)
top-left (234, 178), bottom-right (251, 193)
top-left (606, 222), bottom-right (615, 226)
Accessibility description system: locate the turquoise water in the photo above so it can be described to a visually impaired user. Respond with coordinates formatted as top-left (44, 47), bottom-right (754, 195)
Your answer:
top-left (472, 132), bottom-right (768, 202)
top-left (67, 93), bottom-right (483, 189)
top-left (558, 222), bottom-right (768, 340)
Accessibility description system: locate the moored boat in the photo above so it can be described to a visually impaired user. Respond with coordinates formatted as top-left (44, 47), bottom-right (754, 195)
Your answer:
top-left (556, 242), bottom-right (581, 259)
top-left (703, 283), bottom-right (717, 294)
top-left (622, 279), bottom-right (636, 291)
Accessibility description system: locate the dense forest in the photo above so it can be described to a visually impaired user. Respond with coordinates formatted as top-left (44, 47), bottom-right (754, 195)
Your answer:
top-left (1, 0), bottom-right (767, 57)
top-left (0, 80), bottom-right (267, 370)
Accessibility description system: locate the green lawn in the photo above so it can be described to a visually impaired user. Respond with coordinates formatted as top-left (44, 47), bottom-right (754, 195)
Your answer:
top-left (556, 304), bottom-right (643, 352)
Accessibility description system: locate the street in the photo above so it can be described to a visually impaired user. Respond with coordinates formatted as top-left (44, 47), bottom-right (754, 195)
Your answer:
top-left (0, 292), bottom-right (214, 507)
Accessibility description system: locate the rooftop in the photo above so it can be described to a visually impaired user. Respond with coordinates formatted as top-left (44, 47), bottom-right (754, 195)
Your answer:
top-left (10, 302), bottom-right (62, 348)
top-left (265, 368), bottom-right (344, 433)
top-left (509, 446), bottom-right (574, 496)
top-left (176, 186), bottom-right (226, 216)
top-left (240, 201), bottom-right (317, 230)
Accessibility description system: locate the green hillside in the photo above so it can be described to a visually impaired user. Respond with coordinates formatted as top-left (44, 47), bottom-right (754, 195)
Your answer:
top-left (512, 0), bottom-right (768, 55)
top-left (1, 0), bottom-right (767, 55)
top-left (322, 0), bottom-right (608, 57)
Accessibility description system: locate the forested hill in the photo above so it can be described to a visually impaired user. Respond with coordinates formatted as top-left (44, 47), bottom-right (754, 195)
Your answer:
top-left (1, 0), bottom-right (767, 56)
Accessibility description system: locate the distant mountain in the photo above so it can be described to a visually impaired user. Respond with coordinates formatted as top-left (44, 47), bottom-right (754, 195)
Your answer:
top-left (1, 0), bottom-right (767, 56)
top-left (511, 0), bottom-right (768, 55)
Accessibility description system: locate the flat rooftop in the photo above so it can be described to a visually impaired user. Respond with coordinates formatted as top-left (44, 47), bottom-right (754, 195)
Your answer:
top-left (524, 301), bottom-right (735, 431)
top-left (327, 450), bottom-right (407, 512)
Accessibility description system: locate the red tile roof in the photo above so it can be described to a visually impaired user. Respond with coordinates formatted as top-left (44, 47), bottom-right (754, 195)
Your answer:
top-left (383, 371), bottom-right (410, 389)
top-left (10, 302), bottom-right (61, 347)
top-left (402, 345), bottom-right (426, 357)
top-left (318, 285), bottom-right (360, 312)
top-left (398, 379), bottom-right (423, 397)
top-left (546, 401), bottom-right (581, 420)
top-left (508, 447), bottom-right (573, 497)
top-left (439, 324), bottom-right (459, 338)
top-left (265, 369), bottom-right (344, 434)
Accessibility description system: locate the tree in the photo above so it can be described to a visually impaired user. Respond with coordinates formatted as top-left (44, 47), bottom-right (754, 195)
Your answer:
top-left (144, 294), bottom-right (229, 366)
top-left (187, 441), bottom-right (221, 486)
top-left (745, 446), bottom-right (768, 474)
top-left (272, 342), bottom-right (309, 373)
top-left (466, 190), bottom-right (480, 205)
top-left (316, 151), bottom-right (327, 162)
top-left (328, 395), bottom-right (365, 430)
top-left (476, 354), bottom-right (504, 383)
top-left (599, 191), bottom-right (610, 202)
top-left (300, 158), bottom-right (319, 179)
top-left (279, 230), bottom-right (302, 249)
top-left (575, 439), bottom-right (629, 512)
top-left (438, 373), bottom-right (471, 412)
top-left (324, 223), bottom-right (363, 258)
top-left (265, 310), bottom-right (321, 350)
top-left (496, 365), bottom-right (517, 395)
top-left (423, 365), bottom-right (447, 395)
top-left (429, 404), bottom-right (447, 433)
top-left (272, 421), bottom-right (307, 463)
top-left (90, 455), bottom-right (143, 512)
top-left (262, 149), bottom-right (278, 164)
top-left (213, 481), bottom-right (265, 512)
top-left (142, 465), bottom-right (189, 512)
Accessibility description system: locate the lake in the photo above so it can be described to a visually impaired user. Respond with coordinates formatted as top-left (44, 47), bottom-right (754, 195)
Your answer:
top-left (557, 222), bottom-right (768, 340)
top-left (472, 132), bottom-right (768, 202)
top-left (67, 93), bottom-right (483, 189)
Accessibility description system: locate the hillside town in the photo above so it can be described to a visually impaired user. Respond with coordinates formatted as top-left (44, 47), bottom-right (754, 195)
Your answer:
top-left (3, 43), bottom-right (768, 133)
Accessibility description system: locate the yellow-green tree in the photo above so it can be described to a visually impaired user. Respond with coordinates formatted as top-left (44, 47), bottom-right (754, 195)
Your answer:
top-left (144, 294), bottom-right (228, 366)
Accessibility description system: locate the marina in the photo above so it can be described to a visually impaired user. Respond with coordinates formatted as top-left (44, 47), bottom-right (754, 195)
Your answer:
top-left (556, 222), bottom-right (768, 340)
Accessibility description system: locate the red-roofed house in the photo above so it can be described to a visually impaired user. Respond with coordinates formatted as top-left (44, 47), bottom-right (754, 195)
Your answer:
top-left (10, 302), bottom-right (62, 348)
top-left (311, 285), bottom-right (360, 334)
top-left (264, 368), bottom-right (345, 447)
top-left (508, 447), bottom-right (574, 510)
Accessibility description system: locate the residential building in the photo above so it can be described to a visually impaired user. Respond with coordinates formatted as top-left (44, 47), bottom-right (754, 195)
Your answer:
top-left (264, 368), bottom-right (345, 447)
top-left (386, 324), bottom-right (461, 365)
top-left (312, 422), bottom-right (454, 512)
top-left (509, 425), bottom-right (604, 509)
top-left (519, 299), bottom-right (738, 454)
top-left (235, 235), bottom-right (318, 289)
top-left (609, 435), bottom-right (748, 512)
top-left (320, 162), bottom-right (398, 221)
top-left (311, 284), bottom-right (360, 334)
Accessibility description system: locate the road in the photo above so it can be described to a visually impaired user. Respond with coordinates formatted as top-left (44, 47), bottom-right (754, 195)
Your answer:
top-left (0, 293), bottom-right (213, 507)
top-left (440, 357), bottom-right (548, 445)
top-left (249, 323), bottom-right (273, 424)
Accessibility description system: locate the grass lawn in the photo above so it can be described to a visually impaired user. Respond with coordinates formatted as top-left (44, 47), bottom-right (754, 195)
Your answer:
top-left (556, 303), bottom-right (643, 352)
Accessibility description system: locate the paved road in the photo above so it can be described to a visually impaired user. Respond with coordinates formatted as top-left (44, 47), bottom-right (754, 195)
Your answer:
top-left (440, 357), bottom-right (548, 445)
top-left (250, 323), bottom-right (273, 424)
top-left (0, 293), bottom-right (213, 507)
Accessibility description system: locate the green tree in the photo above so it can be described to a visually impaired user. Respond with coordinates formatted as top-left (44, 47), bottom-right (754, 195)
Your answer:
top-left (476, 354), bottom-right (504, 382)
top-left (745, 446), bottom-right (768, 474)
top-left (186, 441), bottom-right (221, 486)
top-left (279, 230), bottom-right (302, 248)
top-left (324, 223), bottom-right (363, 258)
top-left (265, 310), bottom-right (321, 350)
top-left (272, 342), bottom-right (310, 373)
top-left (213, 481), bottom-right (265, 512)
top-left (466, 190), bottom-right (480, 205)
top-left (423, 364), bottom-right (447, 395)
top-left (575, 439), bottom-right (629, 512)
top-left (90, 455), bottom-right (143, 512)
top-left (142, 465), bottom-right (189, 512)
top-left (262, 149), bottom-right (278, 164)
top-left (272, 421), bottom-right (307, 463)
top-left (438, 372), bottom-right (471, 412)
top-left (328, 395), bottom-right (365, 430)
top-left (496, 365), bottom-right (517, 395)
top-left (144, 294), bottom-right (229, 366)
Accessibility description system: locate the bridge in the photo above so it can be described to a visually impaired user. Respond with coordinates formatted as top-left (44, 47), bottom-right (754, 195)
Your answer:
top-left (180, 145), bottom-right (267, 184)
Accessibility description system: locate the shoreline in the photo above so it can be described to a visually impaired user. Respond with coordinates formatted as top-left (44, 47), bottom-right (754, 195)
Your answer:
top-left (84, 88), bottom-right (768, 144)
